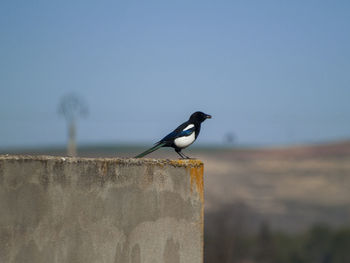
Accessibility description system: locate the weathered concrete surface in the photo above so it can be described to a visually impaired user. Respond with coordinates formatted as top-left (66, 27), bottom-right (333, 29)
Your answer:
top-left (0, 155), bottom-right (204, 263)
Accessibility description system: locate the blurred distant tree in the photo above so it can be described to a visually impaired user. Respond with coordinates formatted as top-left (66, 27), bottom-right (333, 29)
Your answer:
top-left (255, 221), bottom-right (276, 263)
top-left (204, 202), bottom-right (255, 263)
top-left (302, 224), bottom-right (332, 263)
top-left (58, 93), bottom-right (88, 156)
top-left (205, 213), bottom-right (350, 263)
top-left (330, 228), bottom-right (350, 263)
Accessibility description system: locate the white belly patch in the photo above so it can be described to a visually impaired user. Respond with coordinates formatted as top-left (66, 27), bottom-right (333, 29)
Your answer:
top-left (174, 132), bottom-right (196, 148)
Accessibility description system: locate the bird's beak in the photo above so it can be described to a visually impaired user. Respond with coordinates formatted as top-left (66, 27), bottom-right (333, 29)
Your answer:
top-left (206, 115), bottom-right (212, 119)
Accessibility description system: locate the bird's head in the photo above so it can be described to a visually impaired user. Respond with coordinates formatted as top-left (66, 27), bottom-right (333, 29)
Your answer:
top-left (189, 111), bottom-right (212, 123)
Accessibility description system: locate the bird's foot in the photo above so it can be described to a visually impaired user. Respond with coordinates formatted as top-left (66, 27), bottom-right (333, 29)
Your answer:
top-left (178, 156), bottom-right (196, 160)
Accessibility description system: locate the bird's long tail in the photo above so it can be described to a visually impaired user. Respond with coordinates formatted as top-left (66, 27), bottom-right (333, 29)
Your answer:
top-left (134, 142), bottom-right (166, 158)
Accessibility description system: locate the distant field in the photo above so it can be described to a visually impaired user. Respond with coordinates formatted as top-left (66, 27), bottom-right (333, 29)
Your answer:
top-left (3, 141), bottom-right (350, 232)
top-left (200, 142), bottom-right (350, 232)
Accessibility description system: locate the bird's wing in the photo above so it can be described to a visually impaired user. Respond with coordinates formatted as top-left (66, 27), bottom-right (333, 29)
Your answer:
top-left (158, 130), bottom-right (178, 143)
top-left (177, 127), bottom-right (195, 137)
top-left (157, 122), bottom-right (195, 144)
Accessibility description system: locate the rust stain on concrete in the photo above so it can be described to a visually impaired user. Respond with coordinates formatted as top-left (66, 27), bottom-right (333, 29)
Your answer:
top-left (189, 163), bottom-right (204, 203)
top-left (188, 161), bottom-right (204, 260)
top-left (166, 159), bottom-right (204, 202)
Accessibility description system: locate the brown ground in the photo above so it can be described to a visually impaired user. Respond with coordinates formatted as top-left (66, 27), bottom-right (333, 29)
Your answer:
top-left (200, 141), bottom-right (350, 232)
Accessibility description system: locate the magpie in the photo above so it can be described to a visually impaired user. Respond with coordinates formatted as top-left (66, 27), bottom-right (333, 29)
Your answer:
top-left (135, 111), bottom-right (212, 159)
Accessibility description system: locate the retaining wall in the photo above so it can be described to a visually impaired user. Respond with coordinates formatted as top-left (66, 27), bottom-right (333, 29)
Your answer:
top-left (0, 155), bottom-right (204, 263)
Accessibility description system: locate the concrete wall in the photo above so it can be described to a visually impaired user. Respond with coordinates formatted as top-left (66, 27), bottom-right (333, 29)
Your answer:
top-left (0, 155), bottom-right (204, 263)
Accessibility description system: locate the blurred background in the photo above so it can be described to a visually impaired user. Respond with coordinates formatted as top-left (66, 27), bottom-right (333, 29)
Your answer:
top-left (1, 1), bottom-right (350, 262)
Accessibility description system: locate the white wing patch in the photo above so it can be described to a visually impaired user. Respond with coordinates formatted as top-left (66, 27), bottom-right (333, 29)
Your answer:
top-left (174, 124), bottom-right (196, 149)
top-left (183, 124), bottom-right (194, 131)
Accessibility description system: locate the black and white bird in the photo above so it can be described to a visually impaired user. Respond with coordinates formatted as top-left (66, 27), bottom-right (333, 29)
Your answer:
top-left (135, 111), bottom-right (212, 159)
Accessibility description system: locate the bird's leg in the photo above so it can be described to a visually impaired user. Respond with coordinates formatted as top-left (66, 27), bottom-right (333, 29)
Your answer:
top-left (175, 149), bottom-right (186, 159)
top-left (181, 152), bottom-right (192, 159)
top-left (178, 151), bottom-right (186, 159)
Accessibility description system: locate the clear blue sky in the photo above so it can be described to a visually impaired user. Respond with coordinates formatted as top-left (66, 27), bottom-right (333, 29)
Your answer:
top-left (1, 0), bottom-right (350, 148)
